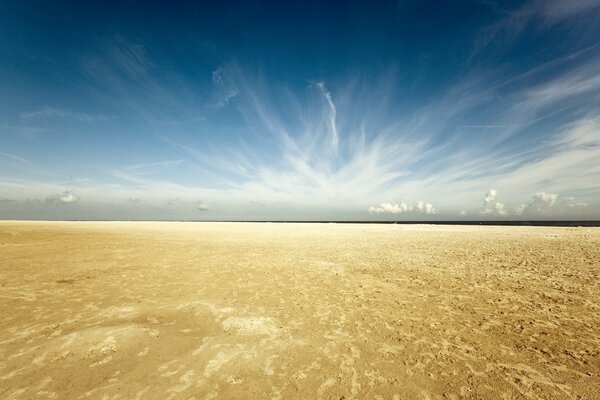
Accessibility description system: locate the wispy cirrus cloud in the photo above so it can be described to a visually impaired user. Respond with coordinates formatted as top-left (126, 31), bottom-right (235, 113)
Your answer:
top-left (2, 17), bottom-right (599, 220)
top-left (112, 160), bottom-right (185, 186)
top-left (211, 67), bottom-right (239, 108)
top-left (28, 53), bottom-right (597, 219)
top-left (474, 0), bottom-right (600, 56)
top-left (518, 0), bottom-right (600, 26)
top-left (0, 152), bottom-right (32, 167)
top-left (80, 35), bottom-right (204, 125)
top-left (20, 105), bottom-right (107, 122)
top-left (156, 65), bottom-right (427, 210)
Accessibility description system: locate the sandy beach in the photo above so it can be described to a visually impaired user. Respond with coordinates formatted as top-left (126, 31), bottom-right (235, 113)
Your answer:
top-left (0, 221), bottom-right (598, 399)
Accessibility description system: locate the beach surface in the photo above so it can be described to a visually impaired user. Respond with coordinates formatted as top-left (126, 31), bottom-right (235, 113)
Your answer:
top-left (0, 221), bottom-right (598, 399)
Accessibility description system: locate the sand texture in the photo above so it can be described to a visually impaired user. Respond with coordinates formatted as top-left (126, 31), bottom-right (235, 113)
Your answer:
top-left (0, 221), bottom-right (599, 399)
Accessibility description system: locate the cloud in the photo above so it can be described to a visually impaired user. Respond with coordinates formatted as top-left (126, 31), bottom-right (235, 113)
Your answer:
top-left (3, 47), bottom-right (599, 220)
top-left (516, 62), bottom-right (600, 116)
top-left (112, 160), bottom-right (185, 186)
top-left (73, 33), bottom-right (595, 221)
top-left (520, 191), bottom-right (588, 215)
top-left (459, 210), bottom-right (467, 216)
top-left (415, 201), bottom-right (438, 214)
top-left (481, 190), bottom-right (509, 216)
top-left (194, 200), bottom-right (209, 211)
top-left (513, 204), bottom-right (526, 216)
top-left (479, 190), bottom-right (588, 217)
top-left (46, 191), bottom-right (79, 204)
top-left (368, 201), bottom-right (409, 214)
top-left (520, 191), bottom-right (589, 215)
top-left (495, 202), bottom-right (509, 216)
top-left (531, 192), bottom-right (558, 206)
top-left (524, 192), bottom-right (558, 214)
top-left (20, 106), bottom-right (104, 123)
top-left (483, 189), bottom-right (497, 206)
top-left (80, 35), bottom-right (203, 124)
top-left (0, 152), bottom-right (32, 167)
top-left (561, 196), bottom-right (588, 210)
top-left (128, 197), bottom-right (142, 203)
top-left (479, 190), bottom-right (574, 217)
top-left (532, 0), bottom-right (600, 25)
top-left (316, 82), bottom-right (339, 150)
top-left (0, 198), bottom-right (14, 203)
top-left (368, 200), bottom-right (438, 215)
top-left (211, 67), bottom-right (239, 108)
top-left (159, 68), bottom-right (428, 211)
top-left (475, 0), bottom-right (600, 55)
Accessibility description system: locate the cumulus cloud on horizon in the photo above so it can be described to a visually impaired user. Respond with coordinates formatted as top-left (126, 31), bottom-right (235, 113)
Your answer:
top-left (480, 189), bottom-right (587, 217)
top-left (46, 191), bottom-right (79, 204)
top-left (368, 200), bottom-right (438, 215)
top-left (481, 189), bottom-right (505, 215)
top-left (561, 197), bottom-right (588, 210)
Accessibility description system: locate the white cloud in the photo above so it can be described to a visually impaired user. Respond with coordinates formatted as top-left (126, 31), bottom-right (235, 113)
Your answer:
top-left (4, 55), bottom-right (600, 220)
top-left (162, 71), bottom-right (428, 211)
top-left (20, 105), bottom-right (105, 123)
top-left (368, 201), bottom-right (409, 214)
top-left (525, 192), bottom-right (558, 214)
top-left (532, 192), bottom-right (558, 206)
top-left (46, 191), bottom-right (79, 204)
top-left (477, 191), bottom-right (588, 217)
top-left (459, 210), bottom-right (467, 216)
top-left (478, 190), bottom-right (583, 217)
top-left (519, 191), bottom-right (589, 216)
top-left (483, 189), bottom-right (497, 206)
top-left (481, 189), bottom-right (506, 216)
top-left (369, 200), bottom-right (437, 215)
top-left (495, 202), bottom-right (509, 216)
top-left (560, 196), bottom-right (588, 210)
top-left (316, 82), bottom-right (339, 150)
top-left (415, 201), bottom-right (438, 214)
top-left (513, 204), bottom-right (526, 216)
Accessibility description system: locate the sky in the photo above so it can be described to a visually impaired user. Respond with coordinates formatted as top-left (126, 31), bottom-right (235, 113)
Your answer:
top-left (1, 0), bottom-right (599, 221)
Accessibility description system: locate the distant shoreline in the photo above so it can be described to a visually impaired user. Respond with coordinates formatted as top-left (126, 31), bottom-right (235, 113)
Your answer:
top-left (1, 220), bottom-right (599, 227)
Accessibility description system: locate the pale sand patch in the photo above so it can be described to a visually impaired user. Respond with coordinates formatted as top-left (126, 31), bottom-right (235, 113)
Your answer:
top-left (0, 221), bottom-right (599, 399)
top-left (221, 316), bottom-right (280, 337)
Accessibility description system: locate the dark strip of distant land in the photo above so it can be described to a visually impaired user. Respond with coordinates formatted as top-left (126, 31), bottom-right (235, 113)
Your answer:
top-left (201, 220), bottom-right (600, 226)
top-left (23, 220), bottom-right (600, 227)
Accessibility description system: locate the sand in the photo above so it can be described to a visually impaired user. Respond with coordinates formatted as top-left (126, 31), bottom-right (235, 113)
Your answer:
top-left (0, 221), bottom-right (598, 399)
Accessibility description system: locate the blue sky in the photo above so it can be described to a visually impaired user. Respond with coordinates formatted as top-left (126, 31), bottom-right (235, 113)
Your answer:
top-left (1, 0), bottom-right (599, 220)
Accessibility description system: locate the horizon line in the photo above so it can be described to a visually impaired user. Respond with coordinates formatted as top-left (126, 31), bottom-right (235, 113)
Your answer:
top-left (1, 219), bottom-right (599, 227)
